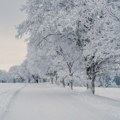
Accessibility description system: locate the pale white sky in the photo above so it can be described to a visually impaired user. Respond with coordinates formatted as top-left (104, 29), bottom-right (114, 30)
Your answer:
top-left (0, 0), bottom-right (27, 71)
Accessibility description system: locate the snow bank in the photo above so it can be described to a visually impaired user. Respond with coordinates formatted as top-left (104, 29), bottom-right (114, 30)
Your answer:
top-left (96, 88), bottom-right (120, 101)
top-left (73, 87), bottom-right (120, 101)
top-left (0, 83), bottom-right (25, 119)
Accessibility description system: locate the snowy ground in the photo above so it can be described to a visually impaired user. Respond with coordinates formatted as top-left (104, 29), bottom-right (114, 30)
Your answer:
top-left (0, 83), bottom-right (26, 119)
top-left (0, 83), bottom-right (120, 120)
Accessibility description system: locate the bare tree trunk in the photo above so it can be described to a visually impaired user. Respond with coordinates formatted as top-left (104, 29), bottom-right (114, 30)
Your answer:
top-left (92, 76), bottom-right (95, 94)
top-left (68, 74), bottom-right (74, 90)
top-left (51, 77), bottom-right (53, 84)
top-left (28, 78), bottom-right (31, 83)
top-left (87, 84), bottom-right (89, 89)
top-left (70, 80), bottom-right (73, 90)
top-left (87, 78), bottom-right (95, 94)
top-left (13, 79), bottom-right (16, 83)
top-left (62, 79), bottom-right (65, 87)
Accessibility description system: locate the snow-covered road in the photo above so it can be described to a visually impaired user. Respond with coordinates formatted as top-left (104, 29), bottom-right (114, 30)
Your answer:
top-left (2, 84), bottom-right (120, 120)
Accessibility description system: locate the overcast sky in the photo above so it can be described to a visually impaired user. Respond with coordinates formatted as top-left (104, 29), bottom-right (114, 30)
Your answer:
top-left (0, 0), bottom-right (27, 71)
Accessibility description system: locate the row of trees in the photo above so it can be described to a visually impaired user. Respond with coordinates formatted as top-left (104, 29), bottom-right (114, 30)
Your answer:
top-left (17, 0), bottom-right (120, 94)
top-left (1, 0), bottom-right (120, 94)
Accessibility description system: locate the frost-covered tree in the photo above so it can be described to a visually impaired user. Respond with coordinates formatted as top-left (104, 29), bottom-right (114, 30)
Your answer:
top-left (9, 66), bottom-right (22, 83)
top-left (81, 0), bottom-right (120, 94)
top-left (0, 70), bottom-right (9, 83)
top-left (56, 0), bottom-right (120, 93)
top-left (54, 27), bottom-right (82, 89)
top-left (16, 0), bottom-right (120, 94)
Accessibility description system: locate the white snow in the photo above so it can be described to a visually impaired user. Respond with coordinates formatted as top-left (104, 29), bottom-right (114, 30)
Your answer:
top-left (73, 87), bottom-right (120, 101)
top-left (0, 83), bottom-right (25, 119)
top-left (0, 83), bottom-right (120, 120)
top-left (96, 88), bottom-right (120, 101)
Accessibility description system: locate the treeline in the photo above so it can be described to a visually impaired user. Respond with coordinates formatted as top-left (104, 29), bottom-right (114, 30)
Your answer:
top-left (1, 0), bottom-right (120, 94)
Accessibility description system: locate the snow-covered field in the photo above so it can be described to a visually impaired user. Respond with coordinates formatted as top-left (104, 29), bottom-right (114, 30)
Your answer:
top-left (73, 87), bottom-right (120, 101)
top-left (0, 83), bottom-right (120, 120)
top-left (96, 88), bottom-right (120, 101)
